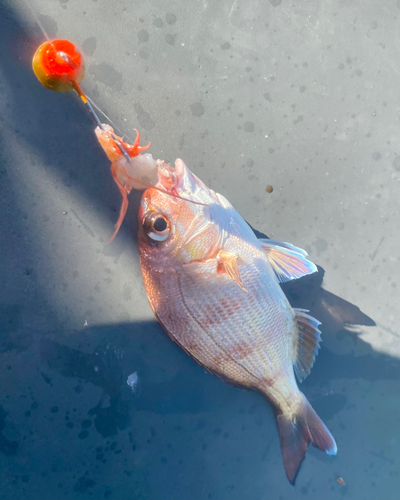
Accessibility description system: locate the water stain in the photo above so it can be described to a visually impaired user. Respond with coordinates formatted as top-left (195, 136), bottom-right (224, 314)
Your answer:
top-left (243, 121), bottom-right (254, 132)
top-left (133, 103), bottom-right (155, 130)
top-left (312, 394), bottom-right (347, 421)
top-left (42, 340), bottom-right (121, 399)
top-left (88, 398), bottom-right (130, 437)
top-left (0, 304), bottom-right (20, 336)
top-left (393, 156), bottom-right (400, 171)
top-left (372, 151), bottom-right (381, 161)
top-left (41, 371), bottom-right (53, 386)
top-left (73, 476), bottom-right (96, 493)
top-left (190, 102), bottom-right (205, 117)
top-left (42, 339), bottom-right (129, 437)
top-left (0, 304), bottom-right (32, 353)
top-left (82, 36), bottom-right (97, 57)
top-left (293, 115), bottom-right (303, 125)
top-left (89, 63), bottom-right (123, 91)
top-left (123, 285), bottom-right (133, 301)
top-left (153, 18), bottom-right (163, 28)
top-left (165, 34), bottom-right (177, 46)
top-left (165, 13), bottom-right (177, 24)
top-left (137, 29), bottom-right (149, 43)
top-left (0, 406), bottom-right (19, 456)
top-left (178, 133), bottom-right (185, 150)
top-left (313, 238), bottom-right (328, 254)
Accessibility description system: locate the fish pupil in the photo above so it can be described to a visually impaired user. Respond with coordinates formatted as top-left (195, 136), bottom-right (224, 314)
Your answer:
top-left (153, 217), bottom-right (167, 232)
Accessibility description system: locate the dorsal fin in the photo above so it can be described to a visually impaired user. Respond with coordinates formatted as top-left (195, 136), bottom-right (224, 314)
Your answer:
top-left (293, 309), bottom-right (321, 382)
top-left (258, 238), bottom-right (317, 282)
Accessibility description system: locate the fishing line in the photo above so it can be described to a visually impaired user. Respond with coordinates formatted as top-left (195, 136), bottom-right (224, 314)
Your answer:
top-left (86, 95), bottom-right (135, 144)
top-left (22, 0), bottom-right (50, 41)
top-left (25, 0), bottom-right (208, 211)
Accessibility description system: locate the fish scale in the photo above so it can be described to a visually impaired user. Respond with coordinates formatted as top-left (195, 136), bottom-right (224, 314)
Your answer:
top-left (143, 222), bottom-right (298, 400)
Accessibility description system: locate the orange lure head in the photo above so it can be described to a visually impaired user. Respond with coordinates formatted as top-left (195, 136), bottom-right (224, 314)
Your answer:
top-left (32, 39), bottom-right (85, 92)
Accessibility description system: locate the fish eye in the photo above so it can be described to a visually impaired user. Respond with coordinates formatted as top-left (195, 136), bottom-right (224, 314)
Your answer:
top-left (153, 217), bottom-right (168, 232)
top-left (144, 212), bottom-right (171, 242)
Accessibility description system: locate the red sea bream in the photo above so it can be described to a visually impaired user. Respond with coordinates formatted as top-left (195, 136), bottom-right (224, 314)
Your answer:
top-left (137, 158), bottom-right (337, 483)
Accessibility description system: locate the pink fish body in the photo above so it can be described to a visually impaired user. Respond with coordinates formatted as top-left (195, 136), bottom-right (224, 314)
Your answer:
top-left (137, 158), bottom-right (337, 483)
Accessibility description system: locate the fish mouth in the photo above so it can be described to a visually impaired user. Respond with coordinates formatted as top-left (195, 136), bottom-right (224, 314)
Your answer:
top-left (155, 158), bottom-right (219, 206)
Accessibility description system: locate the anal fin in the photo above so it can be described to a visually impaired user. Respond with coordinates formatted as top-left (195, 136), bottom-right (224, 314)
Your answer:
top-left (293, 309), bottom-right (321, 382)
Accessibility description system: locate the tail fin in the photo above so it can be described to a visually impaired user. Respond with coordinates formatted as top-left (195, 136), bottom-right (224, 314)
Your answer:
top-left (277, 393), bottom-right (337, 484)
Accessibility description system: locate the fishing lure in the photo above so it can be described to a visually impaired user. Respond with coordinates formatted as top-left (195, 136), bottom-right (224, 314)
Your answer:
top-left (32, 39), bottom-right (203, 241)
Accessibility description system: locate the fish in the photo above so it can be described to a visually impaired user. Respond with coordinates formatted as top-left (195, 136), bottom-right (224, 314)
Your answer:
top-left (136, 157), bottom-right (337, 483)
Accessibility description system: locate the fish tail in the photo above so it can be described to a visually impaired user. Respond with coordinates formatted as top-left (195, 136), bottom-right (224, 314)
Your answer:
top-left (277, 393), bottom-right (337, 484)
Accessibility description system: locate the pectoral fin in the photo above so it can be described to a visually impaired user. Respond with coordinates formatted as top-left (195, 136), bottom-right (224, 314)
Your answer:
top-left (217, 253), bottom-right (248, 292)
top-left (258, 238), bottom-right (317, 282)
top-left (293, 309), bottom-right (321, 382)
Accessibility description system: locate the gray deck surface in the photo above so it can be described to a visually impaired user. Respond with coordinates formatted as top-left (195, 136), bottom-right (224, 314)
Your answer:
top-left (0, 1), bottom-right (399, 499)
